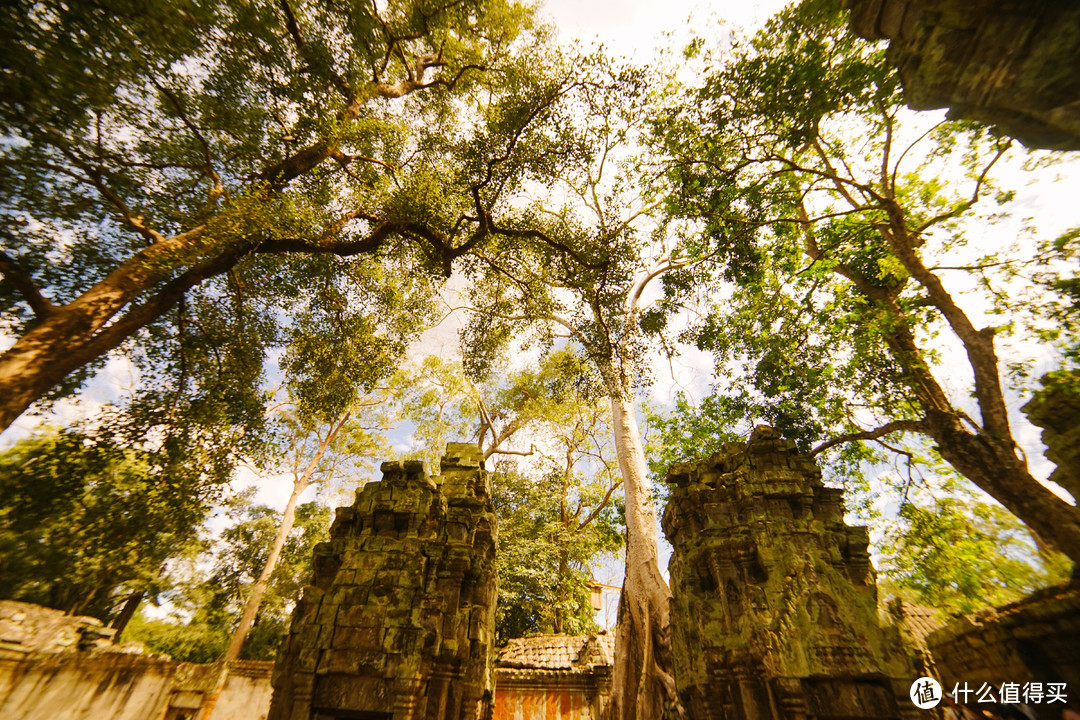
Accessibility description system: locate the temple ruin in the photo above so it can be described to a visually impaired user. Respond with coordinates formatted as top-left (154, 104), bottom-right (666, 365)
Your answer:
top-left (1023, 370), bottom-right (1080, 507)
top-left (266, 444), bottom-right (499, 720)
top-left (662, 427), bottom-right (924, 720)
top-left (846, 0), bottom-right (1080, 150)
top-left (927, 583), bottom-right (1080, 696)
top-left (6, 435), bottom-right (1079, 720)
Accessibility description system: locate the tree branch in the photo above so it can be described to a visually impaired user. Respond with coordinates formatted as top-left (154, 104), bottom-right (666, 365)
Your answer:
top-left (876, 207), bottom-right (1013, 439)
top-left (489, 445), bottom-right (537, 458)
top-left (279, 0), bottom-right (354, 100)
top-left (913, 139), bottom-right (1011, 236)
top-left (810, 419), bottom-right (927, 456)
top-left (0, 250), bottom-right (55, 318)
top-left (155, 82), bottom-right (224, 202)
top-left (576, 476), bottom-right (623, 531)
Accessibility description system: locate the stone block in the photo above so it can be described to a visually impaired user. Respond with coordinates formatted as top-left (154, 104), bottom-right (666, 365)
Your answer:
top-left (847, 0), bottom-right (1080, 151)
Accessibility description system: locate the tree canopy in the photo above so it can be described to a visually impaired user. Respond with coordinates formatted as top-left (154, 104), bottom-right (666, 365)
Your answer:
top-left (0, 426), bottom-right (217, 620)
top-left (882, 490), bottom-right (1071, 616)
top-left (0, 0), bottom-right (552, 436)
top-left (653, 0), bottom-right (1080, 563)
top-left (126, 496), bottom-right (330, 662)
top-left (388, 350), bottom-right (626, 640)
top-left (2, 4), bottom-right (1078, 717)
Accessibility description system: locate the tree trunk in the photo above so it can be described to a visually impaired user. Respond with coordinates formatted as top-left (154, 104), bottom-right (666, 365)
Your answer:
top-left (0, 232), bottom-right (241, 436)
top-left (199, 481), bottom-right (306, 720)
top-left (68, 569), bottom-right (112, 618)
top-left (873, 291), bottom-right (1080, 564)
top-left (926, 412), bottom-right (1080, 563)
top-left (555, 455), bottom-right (570, 635)
top-left (224, 481), bottom-right (306, 663)
top-left (201, 411), bottom-right (348, 720)
top-left (554, 549), bottom-right (569, 634)
top-left (807, 225), bottom-right (1080, 566)
top-left (109, 591), bottom-right (144, 641)
top-left (608, 394), bottom-right (682, 720)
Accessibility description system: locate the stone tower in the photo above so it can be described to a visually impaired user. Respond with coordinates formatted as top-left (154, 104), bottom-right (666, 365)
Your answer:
top-left (662, 428), bottom-right (923, 720)
top-left (267, 443), bottom-right (498, 720)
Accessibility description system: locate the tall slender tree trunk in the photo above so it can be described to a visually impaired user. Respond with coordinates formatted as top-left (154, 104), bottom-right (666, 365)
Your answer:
top-left (608, 392), bottom-right (682, 720)
top-left (224, 480), bottom-right (307, 663)
top-left (555, 550), bottom-right (569, 634)
top-left (201, 410), bottom-right (350, 720)
top-left (555, 465), bottom-right (570, 635)
top-left (199, 481), bottom-right (308, 720)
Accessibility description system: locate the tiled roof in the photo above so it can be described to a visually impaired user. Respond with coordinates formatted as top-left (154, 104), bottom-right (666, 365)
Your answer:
top-left (496, 633), bottom-right (615, 671)
top-left (898, 603), bottom-right (943, 645)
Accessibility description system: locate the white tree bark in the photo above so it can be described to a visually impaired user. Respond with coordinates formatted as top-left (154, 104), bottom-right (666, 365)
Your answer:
top-left (610, 394), bottom-right (661, 575)
top-left (609, 389), bottom-right (680, 720)
top-left (222, 480), bottom-right (305, 663)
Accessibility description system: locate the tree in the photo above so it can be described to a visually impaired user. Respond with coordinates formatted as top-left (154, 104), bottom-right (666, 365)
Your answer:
top-left (0, 0), bottom-right (546, 435)
top-left (220, 394), bottom-right (392, 664)
top-left (0, 426), bottom-right (215, 620)
top-left (488, 352), bottom-right (625, 640)
top-left (392, 350), bottom-right (607, 464)
top-left (882, 491), bottom-right (1071, 616)
top-left (655, 0), bottom-right (1080, 563)
top-left (458, 56), bottom-right (705, 718)
top-left (389, 349), bottom-right (625, 641)
top-left (493, 455), bottom-right (623, 641)
top-left (127, 497), bottom-right (331, 662)
top-left (391, 356), bottom-right (481, 469)
top-left (503, 406), bottom-right (624, 637)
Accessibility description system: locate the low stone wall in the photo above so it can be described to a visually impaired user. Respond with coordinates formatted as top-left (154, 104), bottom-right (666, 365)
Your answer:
top-left (0, 652), bottom-right (273, 720)
top-left (0, 600), bottom-right (114, 656)
top-left (926, 583), bottom-right (1080, 692)
top-left (0, 599), bottom-right (273, 720)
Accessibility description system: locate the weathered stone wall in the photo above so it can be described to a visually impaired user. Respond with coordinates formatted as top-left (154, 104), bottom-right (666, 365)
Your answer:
top-left (847, 0), bottom-right (1080, 150)
top-left (0, 651), bottom-right (273, 720)
top-left (662, 428), bottom-right (923, 720)
top-left (268, 443), bottom-right (498, 720)
top-left (0, 600), bottom-right (115, 656)
top-left (926, 583), bottom-right (1080, 692)
top-left (1023, 371), bottom-right (1080, 504)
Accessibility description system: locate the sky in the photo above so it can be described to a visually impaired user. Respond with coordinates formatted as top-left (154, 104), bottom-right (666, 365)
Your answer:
top-left (541, 0), bottom-right (789, 55)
